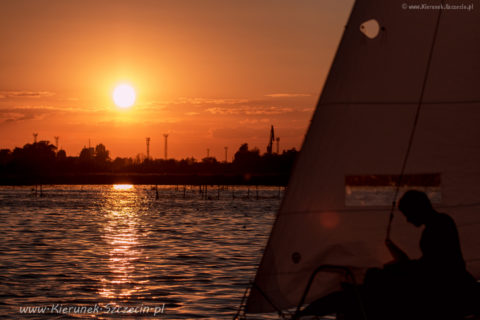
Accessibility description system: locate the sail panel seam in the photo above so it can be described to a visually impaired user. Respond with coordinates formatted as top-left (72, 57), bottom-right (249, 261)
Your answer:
top-left (319, 100), bottom-right (480, 106)
top-left (280, 203), bottom-right (480, 215)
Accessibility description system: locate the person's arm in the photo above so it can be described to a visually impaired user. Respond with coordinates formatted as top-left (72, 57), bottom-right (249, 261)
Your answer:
top-left (385, 239), bottom-right (409, 262)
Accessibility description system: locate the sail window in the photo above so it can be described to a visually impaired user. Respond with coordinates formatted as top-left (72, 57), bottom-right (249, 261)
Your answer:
top-left (360, 19), bottom-right (380, 39)
top-left (345, 173), bottom-right (441, 206)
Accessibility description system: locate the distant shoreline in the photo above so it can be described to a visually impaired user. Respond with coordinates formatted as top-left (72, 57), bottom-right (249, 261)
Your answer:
top-left (0, 173), bottom-right (289, 186)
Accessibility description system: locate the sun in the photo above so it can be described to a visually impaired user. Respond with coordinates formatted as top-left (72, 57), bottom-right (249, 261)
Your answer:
top-left (113, 84), bottom-right (136, 108)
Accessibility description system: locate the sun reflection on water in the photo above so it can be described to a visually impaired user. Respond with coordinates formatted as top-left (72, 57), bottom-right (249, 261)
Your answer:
top-left (113, 184), bottom-right (134, 191)
top-left (99, 185), bottom-right (146, 300)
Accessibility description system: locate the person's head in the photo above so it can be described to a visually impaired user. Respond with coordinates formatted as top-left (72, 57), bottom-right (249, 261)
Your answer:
top-left (398, 190), bottom-right (435, 227)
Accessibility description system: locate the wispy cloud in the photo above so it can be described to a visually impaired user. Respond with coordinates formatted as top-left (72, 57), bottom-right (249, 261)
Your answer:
top-left (301, 107), bottom-right (315, 112)
top-left (4, 104), bottom-right (107, 114)
top-left (0, 91), bottom-right (55, 99)
top-left (172, 97), bottom-right (249, 105)
top-left (3, 114), bottom-right (37, 123)
top-left (0, 108), bottom-right (50, 123)
top-left (265, 93), bottom-right (310, 98)
top-left (11, 105), bottom-right (65, 111)
top-left (206, 105), bottom-right (294, 115)
top-left (0, 104), bottom-right (106, 124)
top-left (238, 118), bottom-right (270, 125)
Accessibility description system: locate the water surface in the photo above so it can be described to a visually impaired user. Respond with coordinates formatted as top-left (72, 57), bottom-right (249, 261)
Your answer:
top-left (0, 185), bottom-right (280, 319)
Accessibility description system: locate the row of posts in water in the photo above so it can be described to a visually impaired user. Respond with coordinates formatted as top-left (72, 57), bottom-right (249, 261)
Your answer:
top-left (28, 184), bottom-right (285, 200)
top-left (154, 184), bottom-right (285, 200)
top-left (32, 184), bottom-right (44, 197)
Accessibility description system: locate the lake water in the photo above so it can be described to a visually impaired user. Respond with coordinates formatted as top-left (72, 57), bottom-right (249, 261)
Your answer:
top-left (0, 185), bottom-right (281, 319)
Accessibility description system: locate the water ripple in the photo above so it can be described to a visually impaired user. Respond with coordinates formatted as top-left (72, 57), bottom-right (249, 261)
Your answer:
top-left (0, 185), bottom-right (280, 319)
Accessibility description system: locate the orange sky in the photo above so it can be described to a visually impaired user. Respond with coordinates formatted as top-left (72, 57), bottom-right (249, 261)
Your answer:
top-left (0, 0), bottom-right (353, 160)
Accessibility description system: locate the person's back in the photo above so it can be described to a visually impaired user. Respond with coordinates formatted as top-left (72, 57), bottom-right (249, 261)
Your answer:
top-left (394, 191), bottom-right (474, 319)
top-left (420, 212), bottom-right (466, 275)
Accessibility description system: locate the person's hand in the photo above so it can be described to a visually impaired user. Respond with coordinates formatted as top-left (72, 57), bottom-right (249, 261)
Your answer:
top-left (385, 239), bottom-right (396, 250)
top-left (385, 238), bottom-right (409, 262)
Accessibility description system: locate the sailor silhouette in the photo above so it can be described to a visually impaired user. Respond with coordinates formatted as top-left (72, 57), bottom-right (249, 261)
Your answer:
top-left (296, 190), bottom-right (478, 320)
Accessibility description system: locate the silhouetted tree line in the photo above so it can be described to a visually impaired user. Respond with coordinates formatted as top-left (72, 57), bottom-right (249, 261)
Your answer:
top-left (0, 141), bottom-right (298, 176)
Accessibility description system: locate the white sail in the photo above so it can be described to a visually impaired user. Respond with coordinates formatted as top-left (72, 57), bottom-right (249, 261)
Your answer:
top-left (246, 0), bottom-right (480, 313)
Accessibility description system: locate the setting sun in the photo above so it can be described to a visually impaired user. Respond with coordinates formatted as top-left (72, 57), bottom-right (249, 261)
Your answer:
top-left (0, 0), bottom-right (343, 159)
top-left (113, 184), bottom-right (134, 191)
top-left (113, 84), bottom-right (136, 108)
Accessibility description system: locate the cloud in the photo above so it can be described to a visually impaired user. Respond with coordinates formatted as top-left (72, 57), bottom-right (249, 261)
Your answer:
top-left (0, 91), bottom-right (55, 99)
top-left (0, 105), bottom-right (76, 124)
top-left (147, 97), bottom-right (273, 116)
top-left (265, 93), bottom-right (311, 98)
top-left (302, 107), bottom-right (315, 112)
top-left (205, 105), bottom-right (294, 115)
top-left (10, 104), bottom-right (109, 114)
top-left (238, 118), bottom-right (270, 125)
top-left (0, 110), bottom-right (45, 123)
top-left (172, 97), bottom-right (249, 105)
top-left (4, 114), bottom-right (37, 123)
top-left (11, 105), bottom-right (64, 111)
